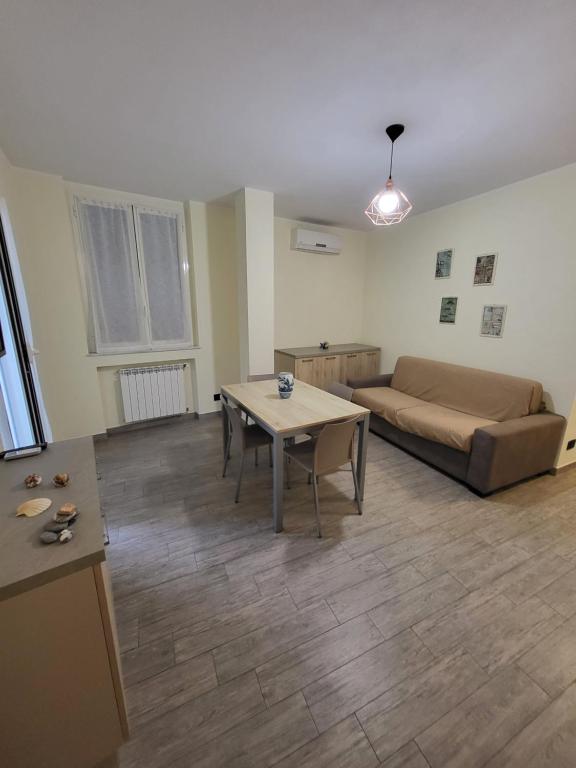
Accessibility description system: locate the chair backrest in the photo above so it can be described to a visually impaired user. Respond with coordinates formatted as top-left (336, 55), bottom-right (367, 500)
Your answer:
top-left (326, 381), bottom-right (353, 401)
top-left (222, 401), bottom-right (245, 444)
top-left (314, 418), bottom-right (356, 475)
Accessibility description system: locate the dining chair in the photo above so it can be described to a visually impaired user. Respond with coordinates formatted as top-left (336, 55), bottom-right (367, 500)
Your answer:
top-left (222, 401), bottom-right (273, 502)
top-left (284, 417), bottom-right (361, 537)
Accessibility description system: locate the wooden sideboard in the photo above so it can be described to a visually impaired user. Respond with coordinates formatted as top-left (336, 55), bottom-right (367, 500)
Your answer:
top-left (274, 343), bottom-right (381, 390)
top-left (0, 438), bottom-right (127, 768)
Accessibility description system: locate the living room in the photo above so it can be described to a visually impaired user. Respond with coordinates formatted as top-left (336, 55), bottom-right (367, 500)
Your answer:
top-left (1, 2), bottom-right (576, 768)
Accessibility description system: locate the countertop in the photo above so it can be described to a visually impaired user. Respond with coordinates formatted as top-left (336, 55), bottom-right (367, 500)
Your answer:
top-left (275, 343), bottom-right (380, 359)
top-left (0, 437), bottom-right (106, 602)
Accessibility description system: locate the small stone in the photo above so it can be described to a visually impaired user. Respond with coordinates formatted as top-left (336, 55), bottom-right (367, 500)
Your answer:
top-left (59, 502), bottom-right (77, 515)
top-left (53, 473), bottom-right (70, 487)
top-left (25, 473), bottom-right (42, 489)
top-left (40, 531), bottom-right (58, 544)
top-left (43, 521), bottom-right (68, 533)
top-left (59, 529), bottom-right (73, 543)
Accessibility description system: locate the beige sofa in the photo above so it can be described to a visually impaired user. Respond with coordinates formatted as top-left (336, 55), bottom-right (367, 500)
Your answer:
top-left (348, 356), bottom-right (566, 494)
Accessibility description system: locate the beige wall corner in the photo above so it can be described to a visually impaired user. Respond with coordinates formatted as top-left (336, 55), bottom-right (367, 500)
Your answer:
top-left (234, 188), bottom-right (275, 380)
top-left (6, 166), bottom-right (106, 439)
top-left (185, 201), bottom-right (219, 413)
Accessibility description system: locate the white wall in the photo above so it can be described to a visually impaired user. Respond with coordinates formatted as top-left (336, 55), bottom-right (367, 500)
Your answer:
top-left (363, 163), bottom-right (576, 467)
top-left (274, 217), bottom-right (368, 349)
top-left (0, 154), bottom-right (219, 438)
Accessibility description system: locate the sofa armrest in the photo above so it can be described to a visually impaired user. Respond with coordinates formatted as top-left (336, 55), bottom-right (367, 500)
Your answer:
top-left (347, 373), bottom-right (393, 389)
top-left (467, 412), bottom-right (566, 494)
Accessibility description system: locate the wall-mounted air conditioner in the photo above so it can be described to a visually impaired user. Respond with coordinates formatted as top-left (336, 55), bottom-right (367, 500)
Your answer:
top-left (290, 228), bottom-right (342, 255)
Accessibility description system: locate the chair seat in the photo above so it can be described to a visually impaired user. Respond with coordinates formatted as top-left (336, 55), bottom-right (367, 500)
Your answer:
top-left (284, 438), bottom-right (316, 472)
top-left (244, 423), bottom-right (273, 449)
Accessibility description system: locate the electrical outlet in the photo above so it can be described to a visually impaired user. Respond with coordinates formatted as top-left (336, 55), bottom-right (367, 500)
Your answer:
top-left (213, 393), bottom-right (221, 402)
top-left (567, 439), bottom-right (576, 450)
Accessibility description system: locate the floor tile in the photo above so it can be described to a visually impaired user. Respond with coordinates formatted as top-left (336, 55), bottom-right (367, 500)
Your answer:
top-left (303, 629), bottom-right (433, 733)
top-left (357, 650), bottom-right (487, 761)
top-left (213, 600), bottom-right (338, 682)
top-left (538, 566), bottom-right (576, 616)
top-left (380, 742), bottom-right (431, 768)
top-left (257, 613), bottom-right (383, 705)
top-left (416, 666), bottom-right (549, 768)
top-left (517, 614), bottom-right (576, 697)
top-left (121, 636), bottom-right (174, 688)
top-left (368, 573), bottom-right (468, 640)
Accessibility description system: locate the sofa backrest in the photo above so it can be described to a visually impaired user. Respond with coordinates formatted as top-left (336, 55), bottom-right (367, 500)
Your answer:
top-left (391, 356), bottom-right (543, 421)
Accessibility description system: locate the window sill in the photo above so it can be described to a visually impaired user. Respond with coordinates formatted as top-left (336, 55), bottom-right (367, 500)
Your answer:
top-left (86, 348), bottom-right (203, 367)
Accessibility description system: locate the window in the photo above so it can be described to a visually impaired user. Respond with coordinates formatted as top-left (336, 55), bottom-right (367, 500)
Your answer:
top-left (73, 194), bottom-right (192, 353)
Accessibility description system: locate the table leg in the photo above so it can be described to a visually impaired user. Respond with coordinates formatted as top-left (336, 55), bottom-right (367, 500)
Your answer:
top-left (221, 392), bottom-right (229, 460)
top-left (273, 434), bottom-right (284, 533)
top-left (357, 414), bottom-right (369, 500)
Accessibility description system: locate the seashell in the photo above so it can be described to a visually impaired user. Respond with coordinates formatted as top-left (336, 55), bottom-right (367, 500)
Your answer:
top-left (53, 473), bottom-right (70, 487)
top-left (24, 473), bottom-right (42, 489)
top-left (16, 498), bottom-right (52, 518)
top-left (59, 503), bottom-right (77, 515)
top-left (59, 529), bottom-right (73, 543)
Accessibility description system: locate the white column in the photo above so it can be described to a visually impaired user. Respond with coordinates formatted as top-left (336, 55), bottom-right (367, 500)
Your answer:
top-left (234, 188), bottom-right (275, 381)
top-left (185, 201), bottom-right (218, 413)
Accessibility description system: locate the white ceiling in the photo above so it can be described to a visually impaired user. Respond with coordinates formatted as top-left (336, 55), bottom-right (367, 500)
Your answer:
top-left (1, 0), bottom-right (575, 229)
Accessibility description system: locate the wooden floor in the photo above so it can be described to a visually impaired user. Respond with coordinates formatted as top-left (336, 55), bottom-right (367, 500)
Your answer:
top-left (96, 413), bottom-right (576, 768)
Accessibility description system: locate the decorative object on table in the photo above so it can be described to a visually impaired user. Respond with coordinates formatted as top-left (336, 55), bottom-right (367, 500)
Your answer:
top-left (58, 529), bottom-right (74, 544)
top-left (277, 372), bottom-right (295, 399)
top-left (43, 520), bottom-right (68, 533)
top-left (52, 472), bottom-right (70, 487)
top-left (480, 304), bottom-right (507, 337)
top-left (319, 341), bottom-right (330, 349)
top-left (435, 249), bottom-right (453, 279)
top-left (24, 473), bottom-right (42, 489)
top-left (16, 498), bottom-right (52, 518)
top-left (40, 531), bottom-right (59, 544)
top-left (53, 502), bottom-right (78, 524)
top-left (439, 296), bottom-right (458, 324)
top-left (473, 253), bottom-right (497, 285)
top-left (365, 123), bottom-right (412, 226)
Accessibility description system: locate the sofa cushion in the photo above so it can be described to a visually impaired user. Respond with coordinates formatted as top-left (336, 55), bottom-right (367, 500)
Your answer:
top-left (394, 403), bottom-right (496, 453)
top-left (391, 356), bottom-right (543, 421)
top-left (352, 387), bottom-right (424, 425)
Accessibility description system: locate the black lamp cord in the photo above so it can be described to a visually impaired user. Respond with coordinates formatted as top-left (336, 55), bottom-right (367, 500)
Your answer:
top-left (388, 140), bottom-right (395, 180)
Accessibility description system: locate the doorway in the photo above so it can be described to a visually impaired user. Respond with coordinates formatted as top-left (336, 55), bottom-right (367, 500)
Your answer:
top-left (0, 210), bottom-right (46, 452)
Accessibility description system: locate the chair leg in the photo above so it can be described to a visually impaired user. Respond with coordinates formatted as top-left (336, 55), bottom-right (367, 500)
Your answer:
top-left (235, 451), bottom-right (245, 503)
top-left (222, 434), bottom-right (232, 478)
top-left (268, 444), bottom-right (273, 467)
top-left (351, 459), bottom-right (362, 515)
top-left (308, 473), bottom-right (312, 485)
top-left (255, 447), bottom-right (259, 467)
top-left (312, 472), bottom-right (322, 537)
top-left (286, 453), bottom-right (291, 489)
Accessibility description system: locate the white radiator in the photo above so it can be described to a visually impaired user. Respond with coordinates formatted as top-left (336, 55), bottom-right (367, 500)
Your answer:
top-left (119, 364), bottom-right (187, 423)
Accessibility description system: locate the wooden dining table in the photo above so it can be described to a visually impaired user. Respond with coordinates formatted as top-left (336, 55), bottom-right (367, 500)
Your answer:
top-left (220, 379), bottom-right (371, 533)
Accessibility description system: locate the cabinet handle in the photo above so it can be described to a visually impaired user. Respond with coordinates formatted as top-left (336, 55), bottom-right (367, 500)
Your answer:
top-left (301, 358), bottom-right (313, 363)
top-left (325, 356), bottom-right (336, 360)
top-left (367, 352), bottom-right (376, 356)
top-left (346, 354), bottom-right (357, 358)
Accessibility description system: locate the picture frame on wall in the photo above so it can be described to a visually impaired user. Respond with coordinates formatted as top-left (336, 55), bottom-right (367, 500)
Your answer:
top-left (435, 248), bottom-right (453, 279)
top-left (473, 253), bottom-right (497, 285)
top-left (439, 296), bottom-right (458, 324)
top-left (480, 304), bottom-right (507, 337)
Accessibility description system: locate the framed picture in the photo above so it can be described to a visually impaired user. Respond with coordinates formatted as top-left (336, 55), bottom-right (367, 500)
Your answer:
top-left (439, 296), bottom-right (458, 324)
top-left (473, 253), bottom-right (497, 285)
top-left (480, 304), bottom-right (507, 337)
top-left (435, 248), bottom-right (453, 279)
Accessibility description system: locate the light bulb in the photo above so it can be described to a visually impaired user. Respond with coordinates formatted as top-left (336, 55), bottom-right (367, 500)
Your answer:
top-left (377, 190), bottom-right (399, 214)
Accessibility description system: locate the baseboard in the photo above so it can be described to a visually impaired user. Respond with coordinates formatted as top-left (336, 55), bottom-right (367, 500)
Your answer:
top-left (550, 462), bottom-right (576, 476)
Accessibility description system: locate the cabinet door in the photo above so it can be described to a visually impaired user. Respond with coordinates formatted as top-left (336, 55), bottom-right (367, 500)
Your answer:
top-left (295, 357), bottom-right (320, 387)
top-left (319, 355), bottom-right (341, 390)
top-left (342, 353), bottom-right (363, 383)
top-left (360, 350), bottom-right (380, 377)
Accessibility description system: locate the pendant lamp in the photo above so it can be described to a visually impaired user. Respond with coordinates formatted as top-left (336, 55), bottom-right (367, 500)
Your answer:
top-left (365, 124), bottom-right (412, 225)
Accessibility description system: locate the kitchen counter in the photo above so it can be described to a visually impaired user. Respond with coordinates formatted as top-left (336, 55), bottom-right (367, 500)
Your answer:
top-left (0, 437), bottom-right (106, 601)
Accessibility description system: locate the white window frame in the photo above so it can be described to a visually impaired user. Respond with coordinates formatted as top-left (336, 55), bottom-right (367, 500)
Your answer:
top-left (69, 185), bottom-right (193, 355)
